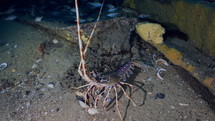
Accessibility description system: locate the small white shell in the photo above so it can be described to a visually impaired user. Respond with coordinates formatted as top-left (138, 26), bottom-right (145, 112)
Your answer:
top-left (52, 39), bottom-right (59, 44)
top-left (47, 83), bottom-right (54, 88)
top-left (156, 59), bottom-right (169, 66)
top-left (156, 68), bottom-right (166, 80)
top-left (179, 103), bottom-right (189, 106)
top-left (79, 100), bottom-right (89, 108)
top-left (87, 108), bottom-right (99, 115)
top-left (32, 63), bottom-right (38, 69)
top-left (0, 63), bottom-right (8, 70)
top-left (35, 16), bottom-right (43, 22)
top-left (35, 59), bottom-right (43, 63)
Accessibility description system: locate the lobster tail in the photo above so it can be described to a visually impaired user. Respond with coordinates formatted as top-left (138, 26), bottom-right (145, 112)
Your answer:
top-left (117, 62), bottom-right (135, 81)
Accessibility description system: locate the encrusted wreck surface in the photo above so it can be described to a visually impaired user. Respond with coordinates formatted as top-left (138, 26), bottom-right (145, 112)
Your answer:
top-left (0, 17), bottom-right (214, 121)
top-left (125, 0), bottom-right (215, 57)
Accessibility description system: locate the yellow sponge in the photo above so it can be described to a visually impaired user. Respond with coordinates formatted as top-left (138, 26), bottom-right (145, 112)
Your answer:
top-left (136, 23), bottom-right (165, 44)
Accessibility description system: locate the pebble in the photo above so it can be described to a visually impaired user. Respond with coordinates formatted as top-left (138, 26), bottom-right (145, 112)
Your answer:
top-left (87, 108), bottom-right (99, 115)
top-left (38, 93), bottom-right (44, 98)
top-left (105, 98), bottom-right (112, 104)
top-left (44, 112), bottom-right (48, 115)
top-left (26, 101), bottom-right (31, 107)
top-left (13, 44), bottom-right (17, 48)
top-left (40, 87), bottom-right (46, 91)
top-left (52, 39), bottom-right (59, 44)
top-left (47, 82), bottom-right (54, 88)
top-left (47, 74), bottom-right (51, 78)
top-left (32, 63), bottom-right (38, 69)
top-left (51, 108), bottom-right (60, 112)
top-left (154, 93), bottom-right (165, 99)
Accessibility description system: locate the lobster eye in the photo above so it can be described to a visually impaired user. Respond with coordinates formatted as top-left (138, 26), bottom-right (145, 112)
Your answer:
top-left (103, 76), bottom-right (108, 80)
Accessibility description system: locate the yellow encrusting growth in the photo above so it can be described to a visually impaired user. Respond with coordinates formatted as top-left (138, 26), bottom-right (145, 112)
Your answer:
top-left (164, 48), bottom-right (183, 66)
top-left (203, 77), bottom-right (214, 89)
top-left (136, 23), bottom-right (165, 44)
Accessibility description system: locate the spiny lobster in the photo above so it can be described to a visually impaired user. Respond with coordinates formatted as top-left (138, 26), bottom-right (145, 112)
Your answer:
top-left (74, 0), bottom-right (143, 120)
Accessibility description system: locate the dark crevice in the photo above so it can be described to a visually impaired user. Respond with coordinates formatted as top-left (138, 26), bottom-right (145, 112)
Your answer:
top-left (174, 65), bottom-right (215, 112)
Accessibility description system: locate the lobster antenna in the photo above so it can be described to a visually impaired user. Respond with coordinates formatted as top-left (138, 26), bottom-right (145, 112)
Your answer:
top-left (75, 0), bottom-right (83, 59)
top-left (75, 0), bottom-right (88, 77)
top-left (84, 0), bottom-right (106, 54)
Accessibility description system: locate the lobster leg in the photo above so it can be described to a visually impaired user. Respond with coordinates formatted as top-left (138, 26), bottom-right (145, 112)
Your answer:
top-left (118, 85), bottom-right (137, 106)
top-left (94, 87), bottom-right (107, 109)
top-left (103, 88), bottom-right (112, 108)
top-left (114, 87), bottom-right (123, 121)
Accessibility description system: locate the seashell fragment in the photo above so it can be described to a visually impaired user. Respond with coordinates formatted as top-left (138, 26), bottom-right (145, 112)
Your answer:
top-left (179, 103), bottom-right (189, 106)
top-left (4, 15), bottom-right (17, 20)
top-left (79, 100), bottom-right (89, 108)
top-left (32, 63), bottom-right (38, 69)
top-left (35, 16), bottom-right (43, 22)
top-left (156, 68), bottom-right (166, 80)
top-left (155, 59), bottom-right (169, 66)
top-left (0, 63), bottom-right (8, 70)
top-left (52, 39), bottom-right (59, 44)
top-left (47, 82), bottom-right (54, 88)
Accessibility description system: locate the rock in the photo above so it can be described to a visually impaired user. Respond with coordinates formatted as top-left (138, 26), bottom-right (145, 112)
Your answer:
top-left (91, 18), bottom-right (137, 55)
